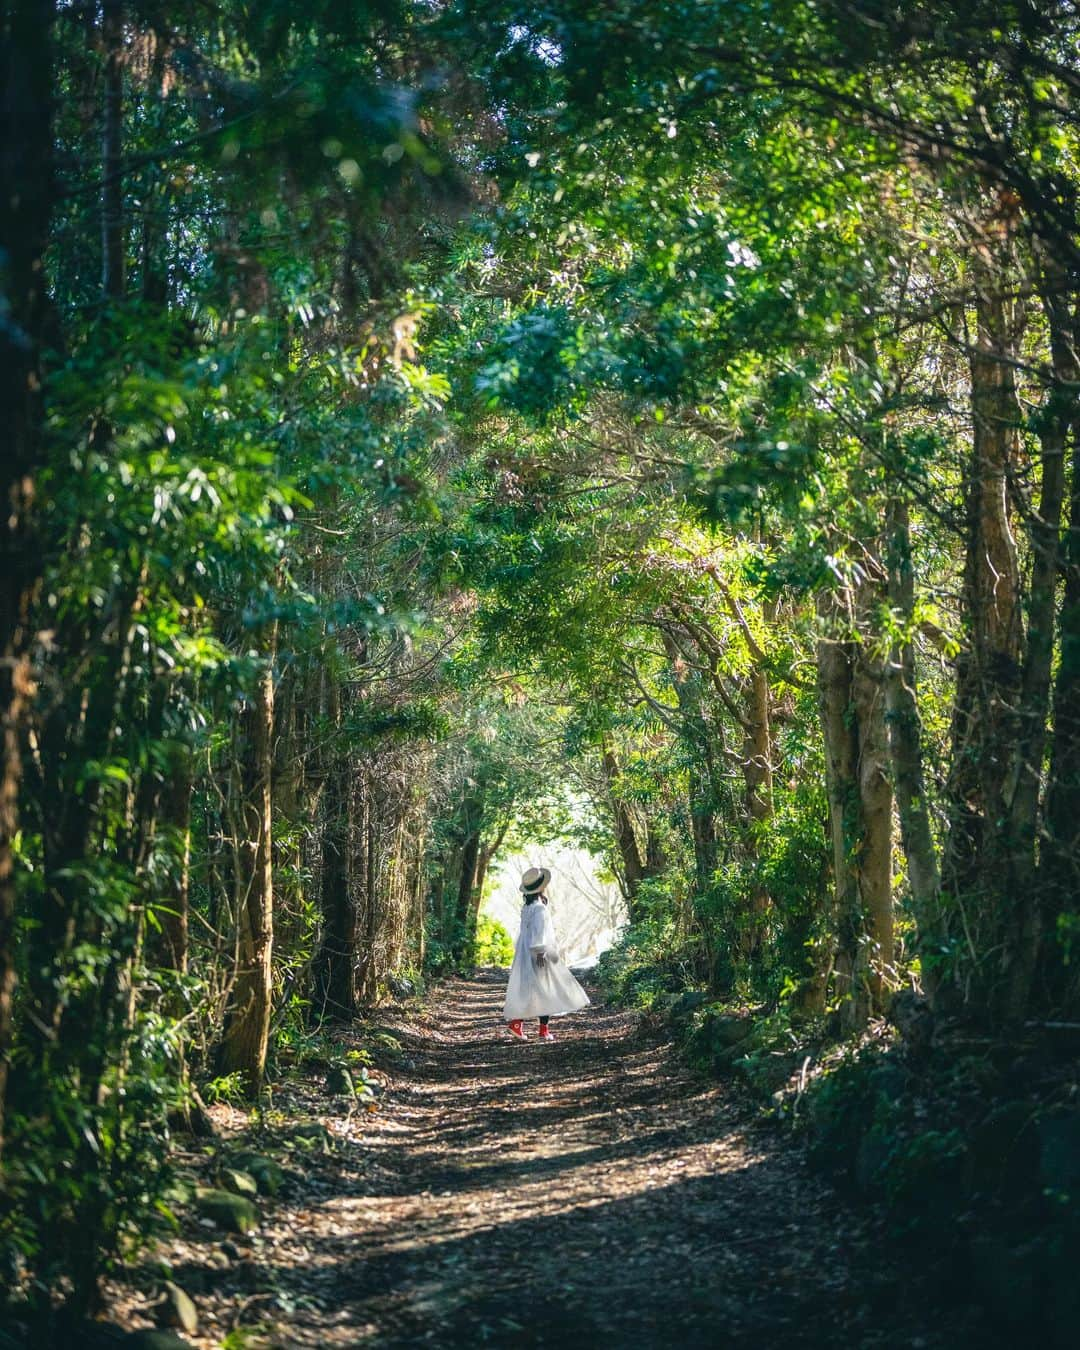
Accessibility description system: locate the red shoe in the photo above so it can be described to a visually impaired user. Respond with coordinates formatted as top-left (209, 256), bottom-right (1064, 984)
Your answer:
top-left (538, 1023), bottom-right (553, 1042)
top-left (506, 1020), bottom-right (526, 1040)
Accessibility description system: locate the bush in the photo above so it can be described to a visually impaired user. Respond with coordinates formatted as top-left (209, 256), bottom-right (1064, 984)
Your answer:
top-left (473, 914), bottom-right (514, 966)
top-left (595, 910), bottom-right (696, 1008)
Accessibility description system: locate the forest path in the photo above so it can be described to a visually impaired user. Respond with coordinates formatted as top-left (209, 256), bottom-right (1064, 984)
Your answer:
top-left (146, 972), bottom-right (962, 1348)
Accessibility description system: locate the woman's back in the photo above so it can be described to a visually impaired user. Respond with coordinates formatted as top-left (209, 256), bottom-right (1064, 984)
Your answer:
top-left (503, 868), bottom-right (590, 1030)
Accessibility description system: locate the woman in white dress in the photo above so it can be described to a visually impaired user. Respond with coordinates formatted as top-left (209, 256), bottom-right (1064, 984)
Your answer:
top-left (503, 867), bottom-right (590, 1042)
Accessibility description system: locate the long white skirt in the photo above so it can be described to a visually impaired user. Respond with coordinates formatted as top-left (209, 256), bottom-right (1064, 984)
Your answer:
top-left (502, 901), bottom-right (591, 1021)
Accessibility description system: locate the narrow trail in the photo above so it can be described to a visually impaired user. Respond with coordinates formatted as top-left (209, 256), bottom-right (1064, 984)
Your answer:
top-left (145, 973), bottom-right (966, 1348)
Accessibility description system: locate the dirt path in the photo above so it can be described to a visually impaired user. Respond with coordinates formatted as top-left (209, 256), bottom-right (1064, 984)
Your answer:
top-left (129, 972), bottom-right (967, 1348)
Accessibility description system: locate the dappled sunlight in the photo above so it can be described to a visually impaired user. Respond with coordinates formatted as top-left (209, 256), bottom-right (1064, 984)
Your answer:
top-left (8, 4), bottom-right (1077, 1340)
top-left (116, 974), bottom-right (955, 1348)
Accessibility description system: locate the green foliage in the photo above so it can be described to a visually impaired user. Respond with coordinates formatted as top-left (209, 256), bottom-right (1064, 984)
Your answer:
top-left (473, 914), bottom-right (514, 966)
top-left (595, 906), bottom-right (698, 1009)
top-left (801, 1046), bottom-right (975, 1237)
top-left (2, 996), bottom-right (185, 1313)
top-left (422, 930), bottom-right (462, 977)
top-left (202, 1073), bottom-right (251, 1109)
top-left (9, 0), bottom-right (1080, 1329)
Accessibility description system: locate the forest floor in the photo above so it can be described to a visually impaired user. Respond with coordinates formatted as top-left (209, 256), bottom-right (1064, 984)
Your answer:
top-left (109, 970), bottom-right (981, 1349)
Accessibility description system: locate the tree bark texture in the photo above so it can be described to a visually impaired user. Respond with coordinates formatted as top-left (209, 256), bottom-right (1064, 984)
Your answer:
top-left (455, 790), bottom-right (484, 946)
top-left (816, 577), bottom-right (894, 1030)
top-left (944, 253), bottom-right (1024, 1018)
top-left (996, 255), bottom-right (1075, 1018)
top-left (314, 680), bottom-right (361, 1018)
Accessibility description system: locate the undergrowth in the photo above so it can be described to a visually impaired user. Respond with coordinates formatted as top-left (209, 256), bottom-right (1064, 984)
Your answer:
top-left (595, 925), bottom-right (1080, 1348)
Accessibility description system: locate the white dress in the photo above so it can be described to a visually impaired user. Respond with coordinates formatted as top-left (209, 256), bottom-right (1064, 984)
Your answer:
top-left (503, 899), bottom-right (591, 1021)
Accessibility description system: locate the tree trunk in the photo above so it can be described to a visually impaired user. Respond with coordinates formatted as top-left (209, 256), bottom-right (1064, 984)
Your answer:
top-left (742, 664), bottom-right (774, 830)
top-left (315, 683), bottom-right (359, 1018)
top-left (816, 592), bottom-right (860, 1024)
top-left (0, 0), bottom-right (55, 1160)
top-left (884, 492), bottom-right (942, 990)
top-left (816, 573), bottom-right (894, 1029)
top-left (218, 639), bottom-right (275, 1093)
top-left (943, 255), bottom-right (1024, 1018)
top-left (997, 257), bottom-right (1073, 1018)
top-left (601, 748), bottom-right (646, 916)
top-left (852, 581), bottom-right (894, 1011)
top-left (101, 0), bottom-right (124, 299)
top-left (456, 823), bottom-right (482, 941)
top-left (470, 820), bottom-right (509, 948)
top-left (1037, 277), bottom-right (1080, 1006)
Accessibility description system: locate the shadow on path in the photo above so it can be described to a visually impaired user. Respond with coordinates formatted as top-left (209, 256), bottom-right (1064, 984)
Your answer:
top-left (113, 971), bottom-right (981, 1348)
top-left (250, 970), bottom-right (970, 1348)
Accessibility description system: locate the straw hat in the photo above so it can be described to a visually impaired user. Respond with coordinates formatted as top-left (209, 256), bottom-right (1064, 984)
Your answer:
top-left (520, 866), bottom-right (551, 895)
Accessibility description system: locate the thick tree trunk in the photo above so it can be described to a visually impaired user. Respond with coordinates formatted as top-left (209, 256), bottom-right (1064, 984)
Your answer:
top-left (457, 826), bottom-right (482, 934)
top-left (742, 665), bottom-right (774, 830)
top-left (218, 642), bottom-right (275, 1093)
top-left (816, 575), bottom-right (894, 1029)
top-left (943, 258), bottom-right (1024, 1018)
top-left (0, 0), bottom-right (55, 1159)
top-left (998, 259), bottom-right (1073, 1018)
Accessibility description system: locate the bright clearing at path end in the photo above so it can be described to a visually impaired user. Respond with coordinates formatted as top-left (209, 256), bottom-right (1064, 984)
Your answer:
top-left (482, 844), bottom-right (627, 967)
